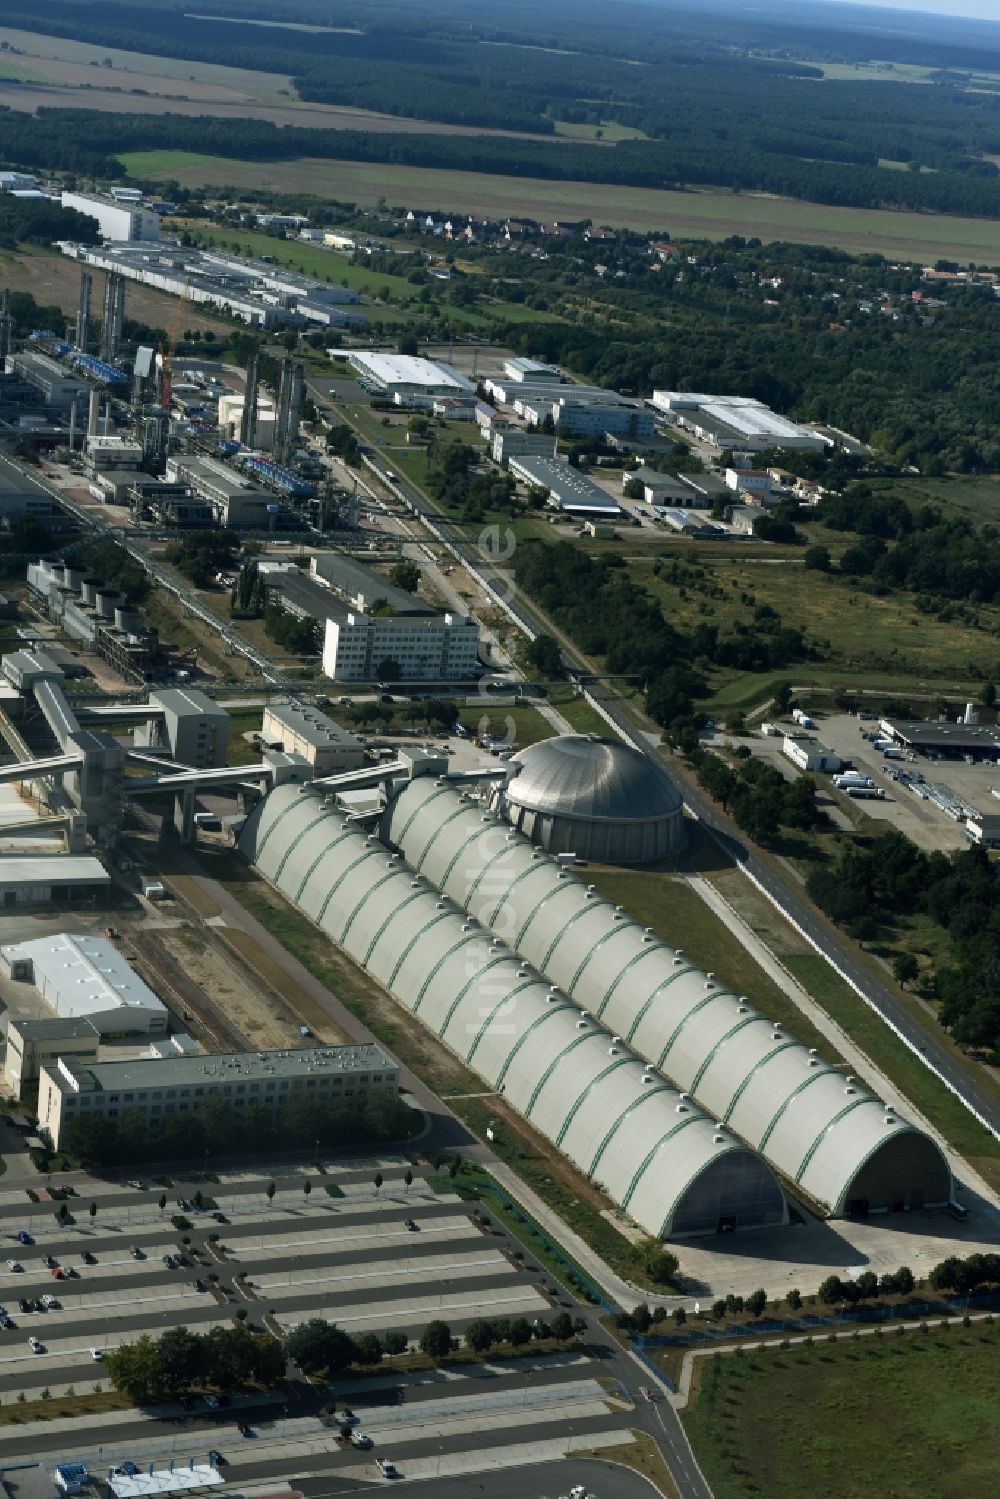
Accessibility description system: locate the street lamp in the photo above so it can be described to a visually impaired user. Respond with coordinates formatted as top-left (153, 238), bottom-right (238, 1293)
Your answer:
top-left (203, 1148), bottom-right (209, 1181)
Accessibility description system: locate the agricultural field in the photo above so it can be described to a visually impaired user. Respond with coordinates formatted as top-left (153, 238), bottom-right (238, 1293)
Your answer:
top-left (683, 1319), bottom-right (1000, 1499)
top-left (121, 151), bottom-right (1000, 260)
top-left (0, 22), bottom-right (559, 139)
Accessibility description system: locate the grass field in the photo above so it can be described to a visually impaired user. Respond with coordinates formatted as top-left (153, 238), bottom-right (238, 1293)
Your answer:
top-left (683, 1320), bottom-right (1000, 1499)
top-left (633, 549), bottom-right (1000, 693)
top-left (553, 119), bottom-right (648, 142)
top-left (120, 151), bottom-right (1000, 260)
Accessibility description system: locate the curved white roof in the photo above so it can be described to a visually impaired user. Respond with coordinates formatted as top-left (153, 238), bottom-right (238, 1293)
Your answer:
top-left (504, 735), bottom-right (682, 823)
top-left (240, 784), bottom-right (785, 1239)
top-left (382, 778), bottom-right (951, 1215)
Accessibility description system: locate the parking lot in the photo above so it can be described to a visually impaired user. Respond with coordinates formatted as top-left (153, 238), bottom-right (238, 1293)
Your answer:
top-left (797, 711), bottom-right (1000, 851)
top-left (0, 1159), bottom-right (556, 1400)
top-left (0, 1155), bottom-right (642, 1490)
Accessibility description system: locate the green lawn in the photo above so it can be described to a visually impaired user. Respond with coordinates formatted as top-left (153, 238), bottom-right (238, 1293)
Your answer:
top-left (455, 702), bottom-right (555, 748)
top-left (224, 706), bottom-right (264, 765)
top-left (684, 1321), bottom-right (1000, 1499)
top-left (549, 687), bottom-right (627, 740)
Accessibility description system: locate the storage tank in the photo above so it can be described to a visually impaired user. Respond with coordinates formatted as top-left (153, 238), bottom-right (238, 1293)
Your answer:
top-left (490, 734), bottom-right (685, 864)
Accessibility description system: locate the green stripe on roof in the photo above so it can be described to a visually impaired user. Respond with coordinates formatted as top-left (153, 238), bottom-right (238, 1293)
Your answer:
top-left (622, 1115), bottom-right (701, 1208)
top-left (525, 1031), bottom-right (593, 1115)
top-left (795, 1097), bottom-right (872, 1184)
top-left (588, 1084), bottom-right (676, 1176)
top-left (272, 811), bottom-right (330, 883)
top-left (595, 942), bottom-right (666, 1019)
top-left (414, 932), bottom-right (484, 1014)
top-left (439, 957), bottom-right (511, 1041)
top-left (387, 910), bottom-right (453, 988)
top-left (555, 1057), bottom-right (633, 1147)
top-left (495, 1002), bottom-right (569, 1088)
top-left (363, 888), bottom-right (426, 967)
top-left (722, 1042), bottom-right (799, 1125)
top-left (758, 1066), bottom-right (841, 1151)
top-left (294, 825), bottom-right (354, 903)
top-left (654, 986), bottom-right (732, 1070)
top-left (568, 922), bottom-right (634, 993)
top-left (466, 979), bottom-right (538, 1064)
top-left (623, 964), bottom-right (699, 1037)
top-left (690, 1015), bottom-right (760, 1094)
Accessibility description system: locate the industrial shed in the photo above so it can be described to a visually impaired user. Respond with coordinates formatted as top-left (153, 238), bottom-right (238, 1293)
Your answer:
top-left (493, 735), bottom-right (685, 864)
top-left (240, 782), bottom-right (786, 1239)
top-left (0, 933), bottom-right (168, 1036)
top-left (382, 777), bottom-right (953, 1218)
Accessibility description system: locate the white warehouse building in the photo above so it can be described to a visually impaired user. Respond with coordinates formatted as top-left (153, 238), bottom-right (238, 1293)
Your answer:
top-left (0, 933), bottom-right (169, 1035)
top-left (651, 392), bottom-right (828, 453)
top-left (322, 612), bottom-right (480, 682)
top-left (61, 192), bottom-right (161, 243)
top-left (347, 352), bottom-right (475, 402)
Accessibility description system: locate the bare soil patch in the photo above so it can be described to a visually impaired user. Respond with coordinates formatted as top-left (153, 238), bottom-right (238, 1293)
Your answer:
top-left (0, 250), bottom-right (228, 337)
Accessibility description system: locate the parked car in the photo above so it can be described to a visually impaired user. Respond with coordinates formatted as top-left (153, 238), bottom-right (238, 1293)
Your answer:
top-left (41, 1256), bottom-right (57, 1269)
top-left (375, 1458), bottom-right (397, 1477)
top-left (90, 1348), bottom-right (104, 1361)
top-left (162, 1255), bottom-right (175, 1269)
top-left (193, 1279), bottom-right (207, 1293)
top-left (129, 1246), bottom-right (144, 1260)
top-left (127, 1181), bottom-right (145, 1190)
top-left (5, 1261), bottom-right (22, 1273)
top-left (350, 1431), bottom-right (372, 1449)
top-left (18, 1299), bottom-right (31, 1314)
top-left (204, 1395), bottom-right (220, 1409)
top-left (16, 1231), bottom-right (32, 1245)
top-left (81, 1251), bottom-right (97, 1265)
top-left (27, 1336), bottom-right (43, 1353)
top-left (208, 1452), bottom-right (225, 1467)
top-left (41, 1295), bottom-right (59, 1309)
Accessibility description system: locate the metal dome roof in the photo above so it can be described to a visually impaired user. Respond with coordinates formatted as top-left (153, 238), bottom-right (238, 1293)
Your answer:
top-left (505, 735), bottom-right (683, 823)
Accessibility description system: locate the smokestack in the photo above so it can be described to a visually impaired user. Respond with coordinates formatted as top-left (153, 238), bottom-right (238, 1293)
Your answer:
top-left (240, 352), bottom-right (258, 450)
top-left (77, 270), bottom-right (93, 352)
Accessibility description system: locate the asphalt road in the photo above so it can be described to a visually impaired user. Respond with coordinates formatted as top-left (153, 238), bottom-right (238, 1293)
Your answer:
top-left (298, 1460), bottom-right (661, 1498)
